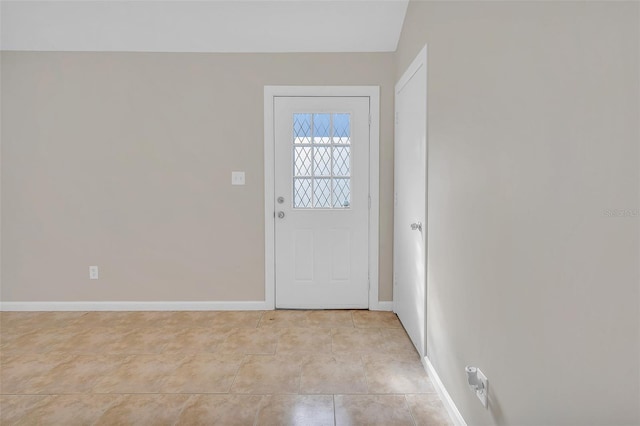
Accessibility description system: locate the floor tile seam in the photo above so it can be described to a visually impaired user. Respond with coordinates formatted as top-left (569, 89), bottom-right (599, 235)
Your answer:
top-left (4, 393), bottom-right (55, 423)
top-left (252, 394), bottom-right (266, 426)
top-left (0, 325), bottom-right (78, 332)
top-left (0, 392), bottom-right (390, 402)
top-left (273, 330), bottom-right (282, 355)
top-left (208, 342), bottom-right (225, 354)
top-left (360, 353), bottom-right (373, 394)
top-left (5, 392), bottom-right (386, 396)
top-left (87, 394), bottom-right (127, 426)
top-left (296, 360), bottom-right (303, 395)
top-left (87, 354), bottom-right (186, 394)
top-left (256, 312), bottom-right (267, 328)
top-left (3, 350), bottom-right (181, 356)
top-left (330, 326), bottom-right (340, 354)
top-left (3, 392), bottom-right (291, 396)
top-left (149, 353), bottom-right (205, 393)
top-left (166, 393), bottom-right (198, 426)
top-left (404, 393), bottom-right (419, 426)
top-left (294, 390), bottom-right (410, 395)
top-left (94, 390), bottom-right (247, 395)
top-left (256, 311), bottom-right (266, 328)
top-left (155, 337), bottom-right (176, 354)
top-left (234, 391), bottom-right (303, 396)
top-left (1, 390), bottom-right (438, 396)
top-left (23, 363), bottom-right (126, 395)
top-left (228, 354), bottom-right (249, 393)
top-left (333, 392), bottom-right (433, 397)
top-left (0, 391), bottom-right (437, 396)
top-left (0, 357), bottom-right (72, 389)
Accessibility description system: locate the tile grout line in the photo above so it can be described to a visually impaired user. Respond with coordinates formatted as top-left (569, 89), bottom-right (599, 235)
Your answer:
top-left (227, 353), bottom-right (248, 394)
top-left (0, 391), bottom-right (435, 396)
top-left (170, 393), bottom-right (195, 426)
top-left (4, 394), bottom-right (49, 425)
top-left (256, 311), bottom-right (266, 328)
top-left (273, 327), bottom-right (280, 355)
top-left (89, 394), bottom-right (126, 426)
top-left (360, 353), bottom-right (372, 394)
top-left (330, 328), bottom-right (335, 354)
top-left (404, 394), bottom-right (419, 426)
top-left (296, 354), bottom-right (303, 395)
top-left (252, 395), bottom-right (265, 426)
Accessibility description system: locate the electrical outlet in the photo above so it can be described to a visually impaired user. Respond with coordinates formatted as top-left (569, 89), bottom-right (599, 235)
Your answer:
top-left (89, 266), bottom-right (99, 280)
top-left (475, 369), bottom-right (488, 408)
top-left (231, 171), bottom-right (245, 185)
top-left (466, 366), bottom-right (489, 408)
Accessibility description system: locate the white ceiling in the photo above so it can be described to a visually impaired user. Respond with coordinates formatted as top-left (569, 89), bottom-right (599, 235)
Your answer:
top-left (0, 1), bottom-right (409, 52)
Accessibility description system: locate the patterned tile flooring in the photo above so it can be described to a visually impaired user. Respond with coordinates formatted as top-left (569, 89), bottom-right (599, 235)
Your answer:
top-left (0, 310), bottom-right (452, 425)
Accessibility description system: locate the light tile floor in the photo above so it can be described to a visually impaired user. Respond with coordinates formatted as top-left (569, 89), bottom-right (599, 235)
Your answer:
top-left (0, 310), bottom-right (453, 425)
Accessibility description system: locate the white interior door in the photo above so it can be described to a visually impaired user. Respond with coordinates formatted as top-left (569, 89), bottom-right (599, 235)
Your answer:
top-left (274, 97), bottom-right (370, 309)
top-left (394, 47), bottom-right (427, 356)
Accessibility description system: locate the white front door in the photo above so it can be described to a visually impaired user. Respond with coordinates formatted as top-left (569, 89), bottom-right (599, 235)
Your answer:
top-left (274, 96), bottom-right (370, 309)
top-left (394, 47), bottom-right (427, 356)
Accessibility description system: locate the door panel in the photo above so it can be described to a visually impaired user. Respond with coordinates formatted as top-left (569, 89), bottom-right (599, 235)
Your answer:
top-left (294, 230), bottom-right (314, 280)
top-left (394, 50), bottom-right (427, 357)
top-left (274, 97), bottom-right (370, 309)
top-left (330, 229), bottom-right (350, 280)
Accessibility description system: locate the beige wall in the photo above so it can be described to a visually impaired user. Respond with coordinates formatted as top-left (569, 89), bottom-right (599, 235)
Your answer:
top-left (396, 1), bottom-right (639, 425)
top-left (0, 52), bottom-right (395, 302)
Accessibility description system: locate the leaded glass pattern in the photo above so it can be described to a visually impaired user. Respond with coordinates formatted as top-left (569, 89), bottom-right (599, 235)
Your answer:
top-left (293, 113), bottom-right (351, 209)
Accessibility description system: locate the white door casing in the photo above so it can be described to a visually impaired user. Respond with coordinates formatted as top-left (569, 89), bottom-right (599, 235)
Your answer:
top-left (264, 86), bottom-right (381, 310)
top-left (394, 47), bottom-right (428, 356)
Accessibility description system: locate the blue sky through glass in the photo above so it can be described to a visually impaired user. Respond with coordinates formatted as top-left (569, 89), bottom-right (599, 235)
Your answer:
top-left (294, 113), bottom-right (311, 136)
top-left (293, 113), bottom-right (350, 138)
top-left (313, 114), bottom-right (330, 137)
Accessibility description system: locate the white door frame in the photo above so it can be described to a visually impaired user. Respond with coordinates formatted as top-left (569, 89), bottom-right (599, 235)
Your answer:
top-left (264, 86), bottom-right (380, 310)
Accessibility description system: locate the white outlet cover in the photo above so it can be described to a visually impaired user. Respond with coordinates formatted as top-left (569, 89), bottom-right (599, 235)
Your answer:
top-left (89, 266), bottom-right (99, 280)
top-left (231, 171), bottom-right (245, 185)
top-left (476, 368), bottom-right (488, 408)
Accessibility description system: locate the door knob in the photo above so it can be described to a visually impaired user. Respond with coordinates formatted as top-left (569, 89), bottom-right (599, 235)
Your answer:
top-left (278, 211), bottom-right (285, 219)
top-left (410, 222), bottom-right (422, 231)
top-left (277, 196), bottom-right (284, 204)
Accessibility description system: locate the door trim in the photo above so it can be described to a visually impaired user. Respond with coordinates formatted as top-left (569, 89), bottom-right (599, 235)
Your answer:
top-left (264, 86), bottom-right (380, 310)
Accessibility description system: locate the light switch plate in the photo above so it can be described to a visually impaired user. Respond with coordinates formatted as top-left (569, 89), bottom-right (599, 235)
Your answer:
top-left (231, 171), bottom-right (245, 185)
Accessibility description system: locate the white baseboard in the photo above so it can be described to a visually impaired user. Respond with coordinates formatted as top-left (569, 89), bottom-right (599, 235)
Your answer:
top-left (1, 300), bottom-right (395, 312)
top-left (0, 301), bottom-right (269, 311)
top-left (422, 356), bottom-right (467, 426)
top-left (370, 301), bottom-right (394, 311)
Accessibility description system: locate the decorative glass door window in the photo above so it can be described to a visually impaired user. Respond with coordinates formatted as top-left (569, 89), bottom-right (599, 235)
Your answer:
top-left (293, 113), bottom-right (351, 209)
